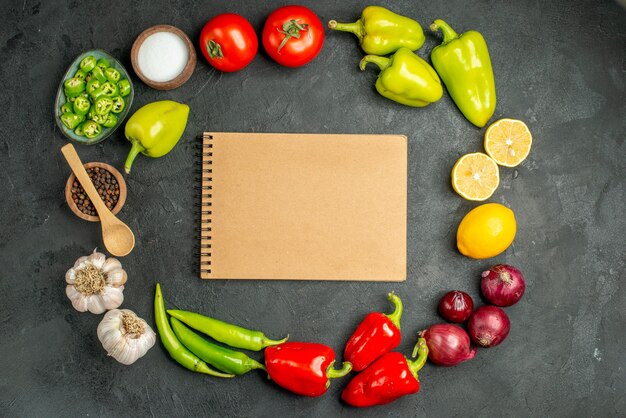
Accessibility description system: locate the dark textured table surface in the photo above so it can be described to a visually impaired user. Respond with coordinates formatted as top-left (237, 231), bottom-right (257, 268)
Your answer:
top-left (1, 0), bottom-right (624, 417)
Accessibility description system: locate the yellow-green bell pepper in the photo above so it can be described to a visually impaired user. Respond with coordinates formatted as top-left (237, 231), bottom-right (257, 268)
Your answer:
top-left (328, 6), bottom-right (425, 55)
top-left (360, 47), bottom-right (443, 107)
top-left (124, 100), bottom-right (189, 174)
top-left (430, 19), bottom-right (496, 128)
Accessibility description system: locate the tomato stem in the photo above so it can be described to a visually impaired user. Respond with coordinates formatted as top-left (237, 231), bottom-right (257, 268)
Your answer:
top-left (207, 40), bottom-right (224, 59)
top-left (277, 19), bottom-right (308, 54)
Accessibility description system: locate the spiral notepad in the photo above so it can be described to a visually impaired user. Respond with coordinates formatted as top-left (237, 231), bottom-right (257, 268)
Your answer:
top-left (198, 132), bottom-right (407, 281)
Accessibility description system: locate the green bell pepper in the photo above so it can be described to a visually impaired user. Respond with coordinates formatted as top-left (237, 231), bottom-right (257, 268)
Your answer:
top-left (329, 6), bottom-right (425, 55)
top-left (430, 19), bottom-right (496, 128)
top-left (124, 100), bottom-right (190, 174)
top-left (360, 47), bottom-right (442, 107)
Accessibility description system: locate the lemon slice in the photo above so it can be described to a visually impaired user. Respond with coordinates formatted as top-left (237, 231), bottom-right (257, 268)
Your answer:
top-left (451, 152), bottom-right (500, 201)
top-left (484, 118), bottom-right (532, 167)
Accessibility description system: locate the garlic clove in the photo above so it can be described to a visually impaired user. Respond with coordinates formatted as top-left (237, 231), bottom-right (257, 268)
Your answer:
top-left (88, 250), bottom-right (107, 269)
top-left (65, 268), bottom-right (77, 285)
top-left (101, 257), bottom-right (122, 274)
top-left (86, 295), bottom-right (107, 314)
top-left (73, 255), bottom-right (90, 269)
top-left (102, 286), bottom-right (124, 311)
top-left (105, 269), bottom-right (127, 288)
top-left (66, 286), bottom-right (89, 312)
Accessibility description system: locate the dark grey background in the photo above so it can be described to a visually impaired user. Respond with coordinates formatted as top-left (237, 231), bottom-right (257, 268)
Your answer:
top-left (1, 0), bottom-right (624, 417)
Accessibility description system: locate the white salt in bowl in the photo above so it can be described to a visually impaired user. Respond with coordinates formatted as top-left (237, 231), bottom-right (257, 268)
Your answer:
top-left (131, 25), bottom-right (196, 90)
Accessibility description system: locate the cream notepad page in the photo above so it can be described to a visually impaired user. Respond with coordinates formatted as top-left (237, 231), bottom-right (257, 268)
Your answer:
top-left (200, 132), bottom-right (407, 281)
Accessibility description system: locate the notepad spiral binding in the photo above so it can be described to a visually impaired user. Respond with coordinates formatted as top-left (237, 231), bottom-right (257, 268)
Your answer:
top-left (197, 133), bottom-right (213, 277)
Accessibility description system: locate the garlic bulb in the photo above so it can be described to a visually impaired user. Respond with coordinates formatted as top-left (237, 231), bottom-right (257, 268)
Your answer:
top-left (97, 309), bottom-right (156, 365)
top-left (65, 249), bottom-right (126, 314)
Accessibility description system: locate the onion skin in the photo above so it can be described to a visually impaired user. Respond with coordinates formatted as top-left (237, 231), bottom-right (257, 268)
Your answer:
top-left (438, 290), bottom-right (474, 323)
top-left (468, 306), bottom-right (510, 348)
top-left (481, 264), bottom-right (526, 307)
top-left (420, 324), bottom-right (476, 366)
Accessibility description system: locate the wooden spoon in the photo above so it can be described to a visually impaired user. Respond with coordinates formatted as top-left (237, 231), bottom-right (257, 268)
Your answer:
top-left (61, 144), bottom-right (135, 257)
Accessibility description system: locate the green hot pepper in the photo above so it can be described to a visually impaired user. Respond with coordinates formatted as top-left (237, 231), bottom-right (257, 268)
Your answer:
top-left (124, 100), bottom-right (190, 174)
top-left (360, 47), bottom-right (443, 107)
top-left (170, 317), bottom-right (266, 376)
top-left (63, 77), bottom-right (85, 97)
top-left (82, 120), bottom-right (102, 139)
top-left (111, 96), bottom-right (125, 114)
top-left (86, 79), bottom-right (101, 96)
top-left (60, 113), bottom-right (82, 130)
top-left (60, 102), bottom-right (73, 114)
top-left (328, 6), bottom-right (425, 55)
top-left (104, 67), bottom-right (121, 83)
top-left (90, 66), bottom-right (107, 83)
top-left (154, 284), bottom-right (234, 378)
top-left (430, 19), bottom-right (496, 128)
top-left (167, 310), bottom-right (288, 352)
top-left (73, 69), bottom-right (87, 80)
top-left (117, 79), bottom-right (131, 97)
top-left (100, 81), bottom-right (119, 97)
top-left (72, 96), bottom-right (90, 116)
top-left (94, 96), bottom-right (113, 115)
top-left (79, 55), bottom-right (97, 72)
top-left (96, 58), bottom-right (110, 69)
top-left (102, 113), bottom-right (118, 128)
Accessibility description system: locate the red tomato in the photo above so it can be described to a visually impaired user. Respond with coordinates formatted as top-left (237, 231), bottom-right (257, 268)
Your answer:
top-left (262, 6), bottom-right (324, 68)
top-left (199, 13), bottom-right (258, 72)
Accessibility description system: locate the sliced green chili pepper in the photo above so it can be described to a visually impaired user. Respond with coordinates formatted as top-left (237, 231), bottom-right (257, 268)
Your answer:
top-left (111, 96), bottom-right (125, 114)
top-left (60, 113), bottom-right (82, 130)
top-left (90, 66), bottom-right (107, 83)
top-left (171, 317), bottom-right (266, 375)
top-left (90, 86), bottom-right (107, 102)
top-left (86, 79), bottom-right (101, 96)
top-left (60, 102), bottom-right (73, 114)
top-left (73, 69), bottom-right (87, 80)
top-left (154, 284), bottom-right (234, 378)
top-left (117, 79), bottom-right (131, 97)
top-left (96, 58), bottom-right (110, 69)
top-left (91, 113), bottom-right (107, 124)
top-left (167, 309), bottom-right (288, 351)
top-left (101, 81), bottom-right (119, 97)
top-left (94, 97), bottom-right (113, 115)
top-left (63, 77), bottom-right (85, 96)
top-left (82, 120), bottom-right (102, 139)
top-left (79, 55), bottom-right (96, 72)
top-left (102, 112), bottom-right (118, 128)
top-left (74, 122), bottom-right (85, 136)
top-left (73, 96), bottom-right (90, 116)
top-left (104, 67), bottom-right (121, 83)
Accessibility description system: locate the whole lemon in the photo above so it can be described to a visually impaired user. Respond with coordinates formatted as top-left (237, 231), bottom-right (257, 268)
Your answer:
top-left (456, 203), bottom-right (516, 259)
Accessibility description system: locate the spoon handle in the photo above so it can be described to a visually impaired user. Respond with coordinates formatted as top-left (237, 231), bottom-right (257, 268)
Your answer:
top-left (61, 144), bottom-right (111, 217)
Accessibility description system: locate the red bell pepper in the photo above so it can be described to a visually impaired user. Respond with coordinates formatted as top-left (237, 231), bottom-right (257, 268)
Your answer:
top-left (265, 342), bottom-right (352, 397)
top-left (344, 292), bottom-right (403, 371)
top-left (341, 337), bottom-right (428, 407)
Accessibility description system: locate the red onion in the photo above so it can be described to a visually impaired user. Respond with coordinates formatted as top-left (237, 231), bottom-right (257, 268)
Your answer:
top-left (420, 324), bottom-right (476, 366)
top-left (438, 290), bottom-right (474, 323)
top-left (481, 264), bottom-right (526, 307)
top-left (467, 306), bottom-right (510, 347)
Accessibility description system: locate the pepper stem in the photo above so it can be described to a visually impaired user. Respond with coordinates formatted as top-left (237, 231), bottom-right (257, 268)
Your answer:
top-left (124, 139), bottom-right (145, 174)
top-left (384, 292), bottom-right (403, 330)
top-left (262, 335), bottom-right (289, 347)
top-left (327, 20), bottom-right (365, 42)
top-left (430, 19), bottom-right (459, 43)
top-left (326, 361), bottom-right (353, 379)
top-left (407, 338), bottom-right (429, 379)
top-left (359, 55), bottom-right (391, 72)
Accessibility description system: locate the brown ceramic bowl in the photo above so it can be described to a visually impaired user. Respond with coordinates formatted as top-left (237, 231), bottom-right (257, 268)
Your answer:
top-left (131, 25), bottom-right (196, 90)
top-left (65, 162), bottom-right (127, 222)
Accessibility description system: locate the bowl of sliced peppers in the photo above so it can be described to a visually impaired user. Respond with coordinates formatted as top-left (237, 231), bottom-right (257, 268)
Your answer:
top-left (55, 49), bottom-right (134, 145)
